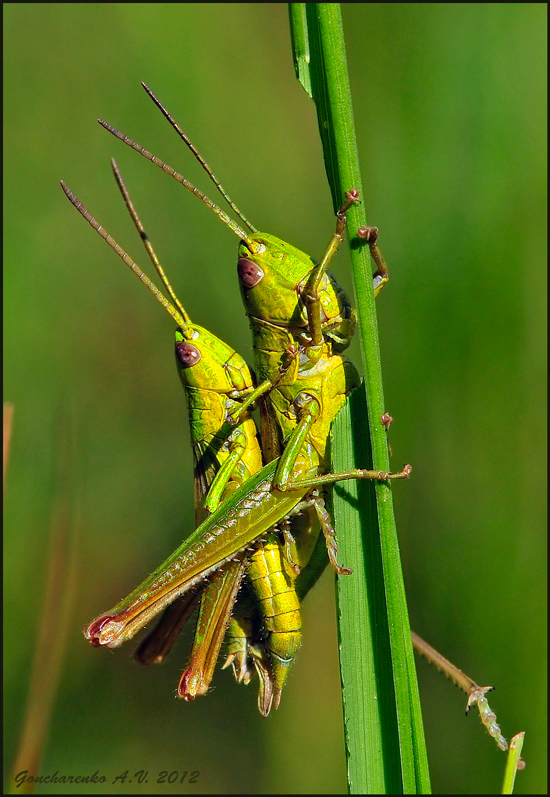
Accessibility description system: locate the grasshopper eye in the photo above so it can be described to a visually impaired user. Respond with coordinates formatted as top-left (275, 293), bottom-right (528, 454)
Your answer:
top-left (238, 257), bottom-right (264, 288)
top-left (176, 341), bottom-right (201, 368)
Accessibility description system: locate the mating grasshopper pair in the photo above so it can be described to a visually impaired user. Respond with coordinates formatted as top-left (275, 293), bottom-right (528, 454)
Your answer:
top-left (62, 83), bottom-right (409, 713)
top-left (62, 85), bottom-right (507, 746)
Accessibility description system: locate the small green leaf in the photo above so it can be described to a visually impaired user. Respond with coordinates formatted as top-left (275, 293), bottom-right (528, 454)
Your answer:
top-left (288, 4), bottom-right (312, 98)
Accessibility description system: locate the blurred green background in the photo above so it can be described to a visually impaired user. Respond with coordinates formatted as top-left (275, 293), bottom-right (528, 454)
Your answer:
top-left (4, 3), bottom-right (546, 794)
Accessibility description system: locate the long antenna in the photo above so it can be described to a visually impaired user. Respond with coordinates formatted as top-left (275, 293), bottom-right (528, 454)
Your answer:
top-left (60, 181), bottom-right (189, 331)
top-left (110, 158), bottom-right (189, 324)
top-left (141, 82), bottom-right (257, 234)
top-left (97, 120), bottom-right (256, 249)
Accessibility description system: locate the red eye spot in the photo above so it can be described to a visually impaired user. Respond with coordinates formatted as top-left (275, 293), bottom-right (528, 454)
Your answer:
top-left (175, 342), bottom-right (201, 368)
top-left (237, 257), bottom-right (264, 288)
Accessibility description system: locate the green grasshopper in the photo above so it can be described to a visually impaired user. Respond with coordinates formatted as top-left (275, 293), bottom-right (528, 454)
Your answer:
top-left (172, 112), bottom-right (508, 735)
top-left (72, 142), bottom-right (408, 648)
top-left (107, 160), bottom-right (267, 696)
top-left (61, 173), bottom-right (263, 697)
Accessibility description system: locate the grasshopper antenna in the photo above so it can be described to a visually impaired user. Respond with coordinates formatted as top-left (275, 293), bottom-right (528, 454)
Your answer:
top-left (110, 158), bottom-right (189, 324)
top-left (141, 82), bottom-right (257, 234)
top-left (97, 120), bottom-right (257, 250)
top-left (60, 180), bottom-right (195, 335)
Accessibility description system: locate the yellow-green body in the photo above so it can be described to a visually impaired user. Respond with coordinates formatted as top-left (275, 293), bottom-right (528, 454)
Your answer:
top-left (228, 230), bottom-right (361, 707)
top-left (246, 533), bottom-right (302, 679)
top-left (135, 323), bottom-right (262, 689)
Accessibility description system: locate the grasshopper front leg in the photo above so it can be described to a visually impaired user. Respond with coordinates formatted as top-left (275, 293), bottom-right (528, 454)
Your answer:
top-left (303, 189), bottom-right (360, 350)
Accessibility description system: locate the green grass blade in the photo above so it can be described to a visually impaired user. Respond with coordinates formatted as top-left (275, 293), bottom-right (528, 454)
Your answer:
top-left (288, 3), bottom-right (312, 98)
top-left (502, 733), bottom-right (526, 794)
top-left (8, 404), bottom-right (79, 795)
top-left (330, 384), bottom-right (402, 793)
top-left (289, 4), bottom-right (431, 792)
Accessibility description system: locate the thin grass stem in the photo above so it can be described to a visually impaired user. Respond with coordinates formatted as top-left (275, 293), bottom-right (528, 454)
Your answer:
top-left (289, 4), bottom-right (430, 792)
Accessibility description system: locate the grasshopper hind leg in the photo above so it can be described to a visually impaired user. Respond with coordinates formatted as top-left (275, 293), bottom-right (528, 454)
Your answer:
top-left (134, 587), bottom-right (202, 665)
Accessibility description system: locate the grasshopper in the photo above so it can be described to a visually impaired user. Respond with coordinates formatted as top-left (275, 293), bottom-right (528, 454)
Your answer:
top-left (105, 86), bottom-right (504, 723)
top-left (70, 145), bottom-right (408, 645)
top-left (62, 168), bottom-right (331, 709)
top-left (163, 104), bottom-right (507, 733)
top-left (61, 172), bottom-right (262, 697)
top-left (107, 160), bottom-right (267, 696)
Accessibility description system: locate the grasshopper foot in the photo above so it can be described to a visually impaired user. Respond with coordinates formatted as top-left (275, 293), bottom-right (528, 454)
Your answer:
top-left (312, 496), bottom-right (352, 576)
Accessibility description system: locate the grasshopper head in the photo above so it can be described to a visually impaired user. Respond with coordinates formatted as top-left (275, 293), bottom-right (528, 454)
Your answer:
top-left (175, 326), bottom-right (253, 396)
top-left (237, 233), bottom-right (354, 347)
